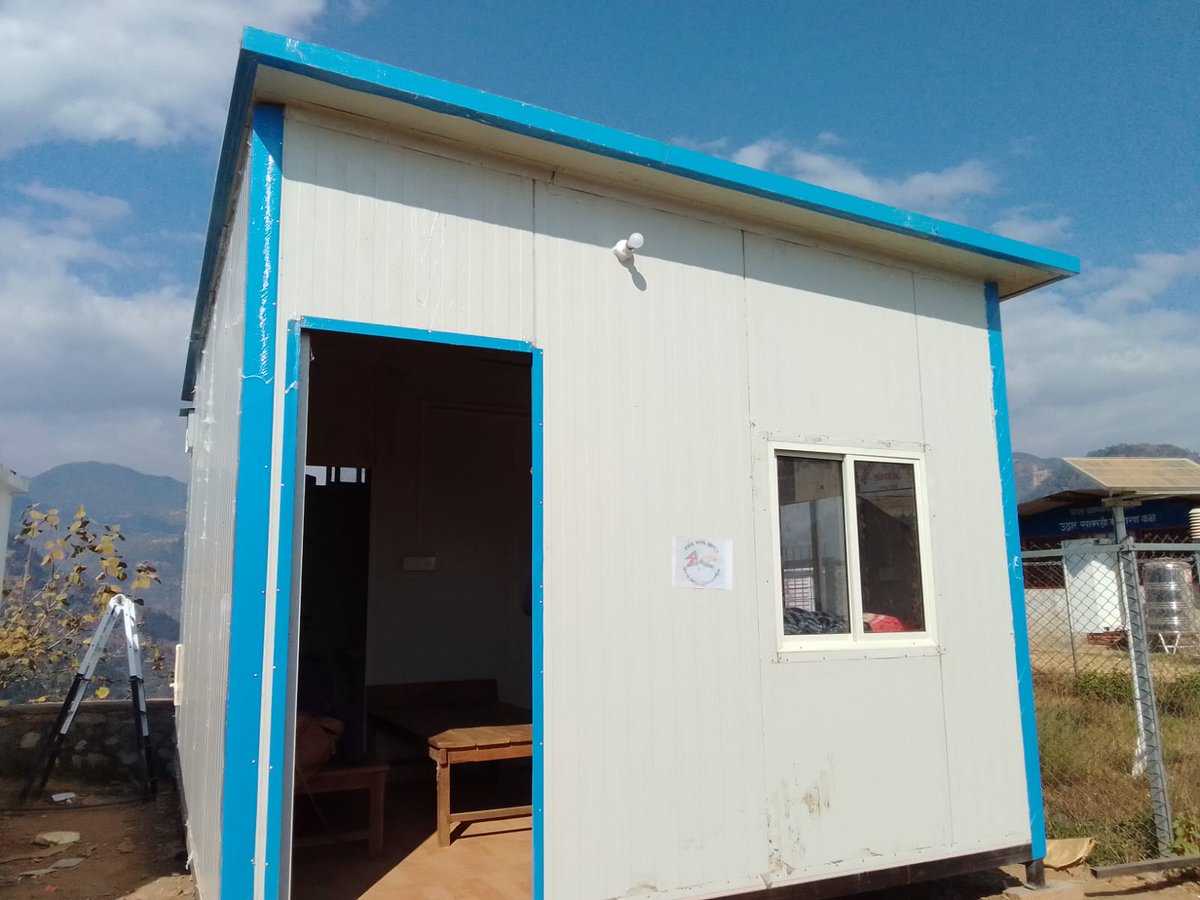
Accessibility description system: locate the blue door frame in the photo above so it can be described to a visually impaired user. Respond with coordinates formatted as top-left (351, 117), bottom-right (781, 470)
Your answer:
top-left (266, 316), bottom-right (546, 898)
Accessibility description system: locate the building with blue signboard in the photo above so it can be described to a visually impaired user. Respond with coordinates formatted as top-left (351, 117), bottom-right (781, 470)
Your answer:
top-left (1019, 490), bottom-right (1195, 545)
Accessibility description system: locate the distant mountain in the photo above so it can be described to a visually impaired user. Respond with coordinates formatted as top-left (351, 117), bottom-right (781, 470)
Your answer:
top-left (1086, 443), bottom-right (1200, 462)
top-left (1013, 443), bottom-right (1200, 503)
top-left (4, 462), bottom-right (185, 702)
top-left (19, 461), bottom-right (186, 529)
top-left (1012, 453), bottom-right (1092, 503)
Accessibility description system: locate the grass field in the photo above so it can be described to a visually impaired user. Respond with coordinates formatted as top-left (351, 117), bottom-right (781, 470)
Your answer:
top-left (1033, 652), bottom-right (1200, 865)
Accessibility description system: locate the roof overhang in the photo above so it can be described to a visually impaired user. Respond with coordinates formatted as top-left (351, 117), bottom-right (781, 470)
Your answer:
top-left (1017, 489), bottom-right (1108, 518)
top-left (1062, 457), bottom-right (1200, 507)
top-left (183, 27), bottom-right (1081, 400)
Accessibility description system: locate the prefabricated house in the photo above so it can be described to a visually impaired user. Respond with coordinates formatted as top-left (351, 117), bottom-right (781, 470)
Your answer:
top-left (177, 28), bottom-right (1079, 900)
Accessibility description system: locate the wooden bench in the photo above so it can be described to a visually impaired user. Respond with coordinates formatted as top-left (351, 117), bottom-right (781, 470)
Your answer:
top-left (368, 681), bottom-right (532, 847)
top-left (294, 763), bottom-right (388, 856)
top-left (427, 722), bottom-right (532, 847)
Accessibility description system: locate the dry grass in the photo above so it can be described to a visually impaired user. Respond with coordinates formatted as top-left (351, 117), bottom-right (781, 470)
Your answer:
top-left (1033, 654), bottom-right (1200, 865)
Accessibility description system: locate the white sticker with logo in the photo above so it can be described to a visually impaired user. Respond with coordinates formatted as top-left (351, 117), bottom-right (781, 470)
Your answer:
top-left (671, 537), bottom-right (733, 590)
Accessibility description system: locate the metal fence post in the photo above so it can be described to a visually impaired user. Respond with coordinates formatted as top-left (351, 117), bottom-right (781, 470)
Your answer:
top-left (1112, 504), bottom-right (1173, 856)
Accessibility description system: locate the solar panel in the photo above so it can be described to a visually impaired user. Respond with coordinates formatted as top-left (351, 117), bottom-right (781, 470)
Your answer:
top-left (1063, 457), bottom-right (1200, 495)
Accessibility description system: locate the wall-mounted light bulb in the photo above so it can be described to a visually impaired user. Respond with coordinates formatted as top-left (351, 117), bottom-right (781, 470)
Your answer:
top-left (612, 232), bottom-right (645, 262)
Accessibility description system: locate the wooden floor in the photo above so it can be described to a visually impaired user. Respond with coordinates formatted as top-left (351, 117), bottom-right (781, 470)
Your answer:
top-left (292, 765), bottom-right (532, 899)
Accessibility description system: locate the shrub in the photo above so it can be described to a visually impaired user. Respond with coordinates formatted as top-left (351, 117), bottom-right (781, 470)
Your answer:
top-left (0, 505), bottom-right (160, 699)
top-left (1157, 676), bottom-right (1200, 718)
top-left (1072, 671), bottom-right (1132, 704)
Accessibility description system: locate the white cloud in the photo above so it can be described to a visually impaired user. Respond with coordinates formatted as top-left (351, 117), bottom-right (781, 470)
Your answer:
top-left (991, 207), bottom-right (1072, 245)
top-left (1089, 249), bottom-right (1200, 316)
top-left (19, 182), bottom-right (132, 222)
top-left (0, 206), bottom-right (191, 478)
top-left (816, 131), bottom-right (845, 148)
top-left (347, 0), bottom-right (373, 21)
top-left (1003, 248), bottom-right (1200, 457)
top-left (1008, 135), bottom-right (1038, 158)
top-left (680, 136), bottom-right (997, 222)
top-left (0, 0), bottom-right (328, 156)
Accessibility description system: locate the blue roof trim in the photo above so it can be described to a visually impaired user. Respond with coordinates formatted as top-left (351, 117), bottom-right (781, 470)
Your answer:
top-left (243, 27), bottom-right (1078, 274)
top-left (183, 26), bottom-right (1079, 399)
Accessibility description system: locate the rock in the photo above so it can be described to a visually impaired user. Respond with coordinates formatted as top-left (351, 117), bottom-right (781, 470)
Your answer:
top-left (33, 831), bottom-right (80, 847)
top-left (118, 749), bottom-right (140, 767)
top-left (17, 867), bottom-right (55, 877)
top-left (51, 857), bottom-right (84, 869)
top-left (1004, 881), bottom-right (1086, 900)
top-left (73, 739), bottom-right (88, 751)
top-left (117, 836), bottom-right (135, 853)
top-left (86, 752), bottom-right (107, 768)
top-left (19, 730), bottom-right (41, 749)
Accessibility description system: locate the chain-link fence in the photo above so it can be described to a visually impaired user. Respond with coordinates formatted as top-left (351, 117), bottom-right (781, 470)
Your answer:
top-left (1025, 527), bottom-right (1200, 865)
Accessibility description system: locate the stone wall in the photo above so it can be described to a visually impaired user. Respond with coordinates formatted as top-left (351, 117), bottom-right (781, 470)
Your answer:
top-left (0, 698), bottom-right (176, 787)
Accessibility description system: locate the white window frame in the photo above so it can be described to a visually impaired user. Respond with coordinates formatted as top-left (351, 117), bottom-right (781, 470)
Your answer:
top-left (769, 442), bottom-right (938, 653)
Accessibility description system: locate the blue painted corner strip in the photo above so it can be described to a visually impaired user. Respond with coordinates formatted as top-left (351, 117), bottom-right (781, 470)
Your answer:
top-left (222, 102), bottom-right (284, 900)
top-left (986, 281), bottom-right (1046, 861)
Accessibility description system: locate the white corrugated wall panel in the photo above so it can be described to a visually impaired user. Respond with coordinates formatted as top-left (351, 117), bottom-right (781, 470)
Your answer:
top-left (534, 182), bottom-right (768, 900)
top-left (914, 273), bottom-right (1029, 845)
top-left (743, 233), bottom-right (955, 879)
top-left (743, 235), bottom-right (925, 446)
top-left (178, 164), bottom-right (250, 900)
top-left (278, 115), bottom-right (533, 342)
top-left (759, 654), bottom-right (951, 873)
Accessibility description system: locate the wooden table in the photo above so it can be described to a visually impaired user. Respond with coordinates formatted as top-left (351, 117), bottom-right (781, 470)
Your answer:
top-left (372, 703), bottom-right (532, 847)
top-left (294, 763), bottom-right (388, 856)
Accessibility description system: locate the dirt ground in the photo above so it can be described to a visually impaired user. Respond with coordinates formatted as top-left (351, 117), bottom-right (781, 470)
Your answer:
top-left (3, 779), bottom-right (1200, 899)
top-left (877, 864), bottom-right (1200, 899)
top-left (0, 784), bottom-right (193, 900)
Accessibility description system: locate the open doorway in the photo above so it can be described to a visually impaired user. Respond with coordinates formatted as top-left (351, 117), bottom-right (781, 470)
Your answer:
top-left (287, 328), bottom-right (535, 899)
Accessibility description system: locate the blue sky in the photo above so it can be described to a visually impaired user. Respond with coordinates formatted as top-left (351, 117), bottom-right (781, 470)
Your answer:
top-left (1, 1), bottom-right (1197, 479)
